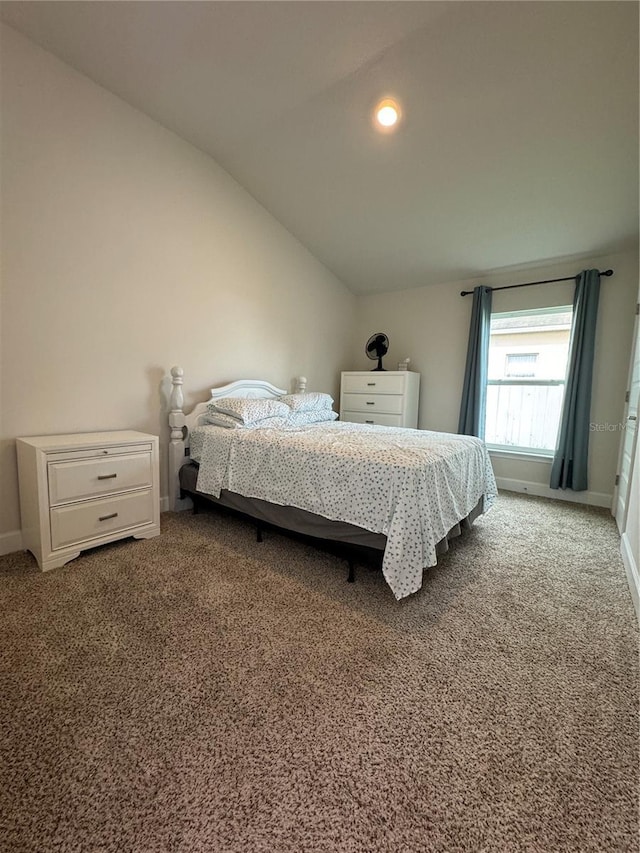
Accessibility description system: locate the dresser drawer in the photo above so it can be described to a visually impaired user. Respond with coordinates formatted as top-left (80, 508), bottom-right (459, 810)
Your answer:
top-left (341, 373), bottom-right (406, 395)
top-left (50, 489), bottom-right (155, 550)
top-left (48, 452), bottom-right (152, 505)
top-left (341, 393), bottom-right (404, 415)
top-left (341, 411), bottom-right (404, 427)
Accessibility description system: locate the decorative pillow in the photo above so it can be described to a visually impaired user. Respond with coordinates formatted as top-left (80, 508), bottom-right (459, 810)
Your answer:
top-left (280, 392), bottom-right (334, 412)
top-left (286, 409), bottom-right (339, 427)
top-left (207, 396), bottom-right (290, 424)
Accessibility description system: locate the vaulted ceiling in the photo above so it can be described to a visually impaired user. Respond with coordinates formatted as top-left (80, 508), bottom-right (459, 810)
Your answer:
top-left (2, 1), bottom-right (638, 294)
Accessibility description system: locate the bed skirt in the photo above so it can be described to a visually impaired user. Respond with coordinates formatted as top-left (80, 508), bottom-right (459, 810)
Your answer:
top-left (179, 462), bottom-right (483, 556)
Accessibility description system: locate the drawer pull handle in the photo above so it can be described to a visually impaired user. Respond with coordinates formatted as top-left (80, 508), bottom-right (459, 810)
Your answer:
top-left (99, 512), bottom-right (118, 522)
top-left (97, 473), bottom-right (118, 480)
top-left (366, 401), bottom-right (375, 406)
top-left (367, 382), bottom-right (376, 386)
top-left (365, 420), bottom-right (374, 424)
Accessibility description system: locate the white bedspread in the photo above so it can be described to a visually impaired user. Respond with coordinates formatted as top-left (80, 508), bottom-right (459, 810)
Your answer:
top-left (192, 422), bottom-right (497, 599)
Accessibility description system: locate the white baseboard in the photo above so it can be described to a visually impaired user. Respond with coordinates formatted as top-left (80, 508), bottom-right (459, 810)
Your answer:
top-left (0, 529), bottom-right (23, 557)
top-left (160, 495), bottom-right (170, 513)
top-left (495, 477), bottom-right (612, 508)
top-left (620, 532), bottom-right (640, 624)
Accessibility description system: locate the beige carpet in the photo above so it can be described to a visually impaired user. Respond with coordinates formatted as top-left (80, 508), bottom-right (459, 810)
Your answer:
top-left (1, 492), bottom-right (638, 852)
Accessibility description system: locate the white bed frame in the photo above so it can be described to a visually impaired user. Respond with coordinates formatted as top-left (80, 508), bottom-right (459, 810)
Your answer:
top-left (168, 366), bottom-right (307, 511)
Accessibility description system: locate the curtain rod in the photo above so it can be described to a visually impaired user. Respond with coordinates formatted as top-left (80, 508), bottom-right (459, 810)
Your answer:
top-left (460, 269), bottom-right (613, 297)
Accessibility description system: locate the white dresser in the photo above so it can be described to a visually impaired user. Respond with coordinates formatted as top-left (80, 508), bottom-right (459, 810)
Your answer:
top-left (17, 430), bottom-right (161, 571)
top-left (340, 371), bottom-right (420, 428)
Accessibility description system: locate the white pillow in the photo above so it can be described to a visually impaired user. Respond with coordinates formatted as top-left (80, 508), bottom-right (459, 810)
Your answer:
top-left (203, 412), bottom-right (290, 430)
top-left (286, 410), bottom-right (339, 427)
top-left (244, 417), bottom-right (290, 430)
top-left (207, 396), bottom-right (290, 424)
top-left (202, 412), bottom-right (246, 429)
top-left (280, 392), bottom-right (334, 412)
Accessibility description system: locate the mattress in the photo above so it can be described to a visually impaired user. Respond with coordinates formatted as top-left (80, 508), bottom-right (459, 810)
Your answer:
top-left (180, 461), bottom-right (482, 558)
top-left (187, 421), bottom-right (497, 599)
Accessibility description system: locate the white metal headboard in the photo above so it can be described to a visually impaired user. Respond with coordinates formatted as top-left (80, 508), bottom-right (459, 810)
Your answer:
top-left (168, 366), bottom-right (307, 511)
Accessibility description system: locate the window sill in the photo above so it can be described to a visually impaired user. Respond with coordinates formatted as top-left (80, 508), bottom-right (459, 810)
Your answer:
top-left (487, 446), bottom-right (554, 463)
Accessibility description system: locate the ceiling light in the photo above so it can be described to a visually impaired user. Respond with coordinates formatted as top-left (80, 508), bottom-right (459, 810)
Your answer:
top-left (374, 98), bottom-right (401, 130)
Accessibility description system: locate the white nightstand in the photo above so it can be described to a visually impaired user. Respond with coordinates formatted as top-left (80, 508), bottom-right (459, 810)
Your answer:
top-left (340, 371), bottom-right (420, 428)
top-left (17, 430), bottom-right (160, 571)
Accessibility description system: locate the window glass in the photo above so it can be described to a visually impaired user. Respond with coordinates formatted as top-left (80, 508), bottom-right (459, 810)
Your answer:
top-left (486, 306), bottom-right (572, 452)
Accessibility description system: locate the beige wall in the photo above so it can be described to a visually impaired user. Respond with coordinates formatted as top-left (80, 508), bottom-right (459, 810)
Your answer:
top-left (1, 23), bottom-right (637, 547)
top-left (0, 25), bottom-right (355, 540)
top-left (350, 250), bottom-right (639, 500)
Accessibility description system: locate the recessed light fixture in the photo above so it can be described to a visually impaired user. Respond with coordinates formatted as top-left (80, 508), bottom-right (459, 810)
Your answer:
top-left (374, 98), bottom-right (401, 131)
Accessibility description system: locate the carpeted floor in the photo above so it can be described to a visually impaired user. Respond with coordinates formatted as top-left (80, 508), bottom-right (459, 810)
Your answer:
top-left (0, 492), bottom-right (638, 853)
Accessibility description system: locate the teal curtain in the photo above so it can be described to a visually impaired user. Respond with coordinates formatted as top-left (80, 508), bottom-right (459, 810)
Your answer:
top-left (550, 269), bottom-right (601, 491)
top-left (458, 285), bottom-right (493, 438)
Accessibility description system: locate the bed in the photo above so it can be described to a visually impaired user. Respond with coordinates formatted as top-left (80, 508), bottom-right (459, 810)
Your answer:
top-left (168, 367), bottom-right (497, 599)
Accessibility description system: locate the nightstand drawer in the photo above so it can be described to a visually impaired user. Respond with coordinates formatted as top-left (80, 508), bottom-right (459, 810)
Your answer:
top-left (47, 443), bottom-right (152, 463)
top-left (50, 489), bottom-right (155, 550)
top-left (341, 374), bottom-right (406, 394)
top-left (341, 393), bottom-right (404, 414)
top-left (48, 452), bottom-right (152, 505)
top-left (341, 411), bottom-right (404, 427)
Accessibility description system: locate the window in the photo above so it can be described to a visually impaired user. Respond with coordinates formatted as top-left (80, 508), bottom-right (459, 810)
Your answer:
top-left (505, 353), bottom-right (538, 378)
top-left (485, 306), bottom-right (573, 453)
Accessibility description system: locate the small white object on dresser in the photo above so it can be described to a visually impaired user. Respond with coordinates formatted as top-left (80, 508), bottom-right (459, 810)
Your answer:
top-left (17, 430), bottom-right (161, 571)
top-left (340, 371), bottom-right (420, 428)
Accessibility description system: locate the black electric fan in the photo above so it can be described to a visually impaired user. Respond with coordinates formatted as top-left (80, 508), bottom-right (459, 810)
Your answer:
top-left (365, 332), bottom-right (389, 371)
